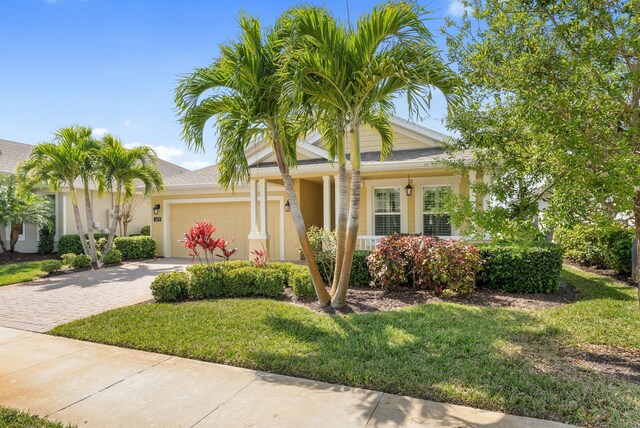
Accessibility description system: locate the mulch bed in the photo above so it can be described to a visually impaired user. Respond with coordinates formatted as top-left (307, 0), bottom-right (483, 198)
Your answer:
top-left (0, 252), bottom-right (55, 265)
top-left (284, 280), bottom-right (580, 315)
top-left (564, 259), bottom-right (637, 287)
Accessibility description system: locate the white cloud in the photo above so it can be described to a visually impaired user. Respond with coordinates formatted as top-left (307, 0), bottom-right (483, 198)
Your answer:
top-left (124, 143), bottom-right (184, 162)
top-left (92, 127), bottom-right (108, 138)
top-left (180, 160), bottom-right (212, 170)
top-left (448, 0), bottom-right (471, 17)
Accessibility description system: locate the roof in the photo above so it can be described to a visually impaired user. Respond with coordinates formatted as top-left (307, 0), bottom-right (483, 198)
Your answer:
top-left (163, 165), bottom-right (218, 187)
top-left (0, 138), bottom-right (190, 188)
top-left (0, 139), bottom-right (35, 174)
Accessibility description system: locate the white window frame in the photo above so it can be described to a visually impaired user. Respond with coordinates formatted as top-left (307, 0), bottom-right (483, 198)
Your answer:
top-left (413, 176), bottom-right (461, 236)
top-left (5, 224), bottom-right (25, 242)
top-left (364, 178), bottom-right (409, 235)
top-left (372, 187), bottom-right (402, 236)
top-left (421, 185), bottom-right (453, 237)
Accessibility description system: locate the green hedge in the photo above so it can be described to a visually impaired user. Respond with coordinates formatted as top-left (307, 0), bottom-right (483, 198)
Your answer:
top-left (319, 250), bottom-right (372, 286)
top-left (555, 225), bottom-right (634, 274)
top-left (476, 243), bottom-right (563, 293)
top-left (151, 272), bottom-right (190, 302)
top-left (113, 236), bottom-right (156, 260)
top-left (291, 271), bottom-right (315, 298)
top-left (187, 264), bottom-right (286, 299)
top-left (58, 233), bottom-right (109, 255)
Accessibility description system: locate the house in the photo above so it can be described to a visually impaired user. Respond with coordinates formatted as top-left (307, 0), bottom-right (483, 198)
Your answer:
top-left (150, 117), bottom-right (485, 261)
top-left (0, 138), bottom-right (189, 253)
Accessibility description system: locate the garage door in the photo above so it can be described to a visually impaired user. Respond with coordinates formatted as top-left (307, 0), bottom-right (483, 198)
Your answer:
top-left (168, 201), bottom-right (281, 260)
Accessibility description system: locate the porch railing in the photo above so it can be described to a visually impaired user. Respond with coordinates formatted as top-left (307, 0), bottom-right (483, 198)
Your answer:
top-left (356, 235), bottom-right (465, 251)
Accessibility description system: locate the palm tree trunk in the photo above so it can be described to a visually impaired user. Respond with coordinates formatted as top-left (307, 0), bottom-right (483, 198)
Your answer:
top-left (0, 234), bottom-right (6, 253)
top-left (83, 183), bottom-right (98, 266)
top-left (271, 132), bottom-right (331, 307)
top-left (332, 124), bottom-right (362, 308)
top-left (9, 223), bottom-right (21, 252)
top-left (330, 131), bottom-right (347, 296)
top-left (69, 186), bottom-right (90, 256)
top-left (104, 187), bottom-right (121, 256)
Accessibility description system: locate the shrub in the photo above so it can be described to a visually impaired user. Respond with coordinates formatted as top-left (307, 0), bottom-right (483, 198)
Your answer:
top-left (291, 271), bottom-right (315, 298)
top-left (41, 259), bottom-right (62, 274)
top-left (113, 236), bottom-right (156, 260)
top-left (187, 264), bottom-right (286, 299)
top-left (317, 250), bottom-right (371, 286)
top-left (57, 233), bottom-right (110, 255)
top-left (266, 262), bottom-right (308, 286)
top-left (140, 225), bottom-right (151, 236)
top-left (37, 225), bottom-right (55, 254)
top-left (476, 243), bottom-right (563, 293)
top-left (367, 234), bottom-right (481, 294)
top-left (71, 254), bottom-right (93, 269)
top-left (150, 272), bottom-right (190, 302)
top-left (61, 253), bottom-right (77, 266)
top-left (102, 248), bottom-right (122, 265)
top-left (555, 224), bottom-right (634, 274)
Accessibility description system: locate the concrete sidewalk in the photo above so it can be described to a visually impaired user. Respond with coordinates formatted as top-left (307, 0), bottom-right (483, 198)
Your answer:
top-left (0, 327), bottom-right (572, 428)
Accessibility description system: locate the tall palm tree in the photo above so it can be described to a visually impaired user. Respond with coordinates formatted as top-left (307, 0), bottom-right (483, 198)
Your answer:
top-left (18, 125), bottom-right (98, 259)
top-left (285, 2), bottom-right (462, 307)
top-left (96, 134), bottom-right (163, 255)
top-left (175, 14), bottom-right (332, 306)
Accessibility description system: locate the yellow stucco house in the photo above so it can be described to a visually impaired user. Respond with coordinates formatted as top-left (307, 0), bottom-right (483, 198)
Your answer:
top-left (151, 117), bottom-right (483, 261)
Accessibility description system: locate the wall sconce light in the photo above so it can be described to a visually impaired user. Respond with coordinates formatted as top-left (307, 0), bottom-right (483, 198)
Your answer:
top-left (153, 204), bottom-right (161, 215)
top-left (404, 176), bottom-right (414, 197)
top-left (284, 200), bottom-right (291, 212)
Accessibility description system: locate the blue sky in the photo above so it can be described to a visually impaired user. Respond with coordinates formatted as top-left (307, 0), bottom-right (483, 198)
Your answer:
top-left (0, 0), bottom-right (466, 170)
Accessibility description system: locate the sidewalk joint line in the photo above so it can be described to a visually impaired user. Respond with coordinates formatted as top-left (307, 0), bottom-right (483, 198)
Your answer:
top-left (364, 392), bottom-right (385, 427)
top-left (190, 377), bottom-right (258, 427)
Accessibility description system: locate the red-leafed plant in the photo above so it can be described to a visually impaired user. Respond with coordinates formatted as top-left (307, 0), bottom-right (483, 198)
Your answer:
top-left (183, 221), bottom-right (220, 266)
top-left (250, 244), bottom-right (266, 268)
top-left (216, 238), bottom-right (238, 262)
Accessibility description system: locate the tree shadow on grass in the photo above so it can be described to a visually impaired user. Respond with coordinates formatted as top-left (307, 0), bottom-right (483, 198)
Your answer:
top-left (253, 303), bottom-right (640, 427)
top-left (561, 268), bottom-right (636, 302)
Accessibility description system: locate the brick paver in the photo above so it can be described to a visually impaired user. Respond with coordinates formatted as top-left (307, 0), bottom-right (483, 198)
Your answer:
top-left (0, 258), bottom-right (189, 332)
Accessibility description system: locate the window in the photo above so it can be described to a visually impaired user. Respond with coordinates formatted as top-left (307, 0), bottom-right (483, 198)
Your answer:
top-left (422, 186), bottom-right (452, 236)
top-left (374, 188), bottom-right (401, 235)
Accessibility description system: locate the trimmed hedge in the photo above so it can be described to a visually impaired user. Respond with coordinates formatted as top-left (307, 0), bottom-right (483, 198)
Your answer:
top-left (319, 250), bottom-right (372, 286)
top-left (58, 233), bottom-right (109, 255)
top-left (113, 236), bottom-right (156, 260)
top-left (291, 271), bottom-right (315, 298)
top-left (187, 264), bottom-right (286, 299)
top-left (140, 225), bottom-right (151, 236)
top-left (41, 259), bottom-right (62, 274)
top-left (555, 225), bottom-right (634, 274)
top-left (151, 272), bottom-right (190, 302)
top-left (102, 248), bottom-right (122, 265)
top-left (476, 243), bottom-right (563, 293)
top-left (71, 254), bottom-right (93, 269)
top-left (61, 253), bottom-right (76, 266)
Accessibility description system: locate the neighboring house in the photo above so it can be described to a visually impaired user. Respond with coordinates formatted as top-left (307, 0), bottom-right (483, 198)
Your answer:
top-left (150, 116), bottom-right (484, 261)
top-left (0, 138), bottom-right (189, 253)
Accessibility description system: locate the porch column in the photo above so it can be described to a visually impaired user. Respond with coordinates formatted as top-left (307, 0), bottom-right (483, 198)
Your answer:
top-left (469, 170), bottom-right (477, 208)
top-left (482, 173), bottom-right (491, 210)
top-left (249, 179), bottom-right (258, 235)
top-left (323, 176), bottom-right (331, 231)
top-left (259, 179), bottom-right (268, 237)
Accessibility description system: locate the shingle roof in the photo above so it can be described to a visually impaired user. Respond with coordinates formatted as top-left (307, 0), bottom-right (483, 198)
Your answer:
top-left (0, 139), bottom-right (35, 173)
top-left (163, 165), bottom-right (218, 186)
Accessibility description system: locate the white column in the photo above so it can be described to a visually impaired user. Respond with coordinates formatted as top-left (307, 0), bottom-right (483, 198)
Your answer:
top-left (323, 176), bottom-right (331, 231)
top-left (482, 173), bottom-right (491, 210)
top-left (469, 170), bottom-right (477, 208)
top-left (334, 174), bottom-right (340, 228)
top-left (250, 179), bottom-right (259, 235)
top-left (259, 179), bottom-right (268, 237)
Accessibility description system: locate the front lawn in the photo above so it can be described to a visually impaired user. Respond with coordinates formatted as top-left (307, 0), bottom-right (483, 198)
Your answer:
top-left (0, 261), bottom-right (46, 286)
top-left (50, 265), bottom-right (640, 427)
top-left (0, 406), bottom-right (75, 428)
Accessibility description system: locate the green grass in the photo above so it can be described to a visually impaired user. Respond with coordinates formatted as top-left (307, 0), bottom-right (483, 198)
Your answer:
top-left (50, 265), bottom-right (640, 427)
top-left (0, 406), bottom-right (75, 428)
top-left (0, 261), bottom-right (45, 286)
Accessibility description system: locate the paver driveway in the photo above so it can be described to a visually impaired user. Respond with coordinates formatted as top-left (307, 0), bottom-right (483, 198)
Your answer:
top-left (0, 258), bottom-right (188, 332)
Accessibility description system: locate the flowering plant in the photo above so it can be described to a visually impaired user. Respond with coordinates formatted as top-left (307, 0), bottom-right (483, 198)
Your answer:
top-left (216, 238), bottom-right (238, 262)
top-left (250, 245), bottom-right (266, 267)
top-left (183, 221), bottom-right (220, 266)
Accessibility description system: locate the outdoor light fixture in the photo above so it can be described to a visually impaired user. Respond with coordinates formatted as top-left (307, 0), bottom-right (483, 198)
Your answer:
top-left (284, 200), bottom-right (291, 212)
top-left (405, 176), bottom-right (413, 197)
top-left (153, 204), bottom-right (161, 215)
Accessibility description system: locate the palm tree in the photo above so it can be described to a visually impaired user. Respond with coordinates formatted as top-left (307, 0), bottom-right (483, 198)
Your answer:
top-left (284, 2), bottom-right (462, 307)
top-left (175, 13), bottom-right (332, 306)
top-left (17, 125), bottom-right (97, 259)
top-left (96, 134), bottom-right (163, 255)
top-left (0, 175), bottom-right (53, 252)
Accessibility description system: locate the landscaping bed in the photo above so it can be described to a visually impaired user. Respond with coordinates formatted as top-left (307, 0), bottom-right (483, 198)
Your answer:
top-left (0, 406), bottom-right (74, 428)
top-left (51, 265), bottom-right (640, 427)
top-left (285, 280), bottom-right (579, 314)
top-left (0, 252), bottom-right (54, 266)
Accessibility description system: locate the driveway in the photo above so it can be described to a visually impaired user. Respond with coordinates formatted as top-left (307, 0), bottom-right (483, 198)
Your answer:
top-left (0, 258), bottom-right (189, 332)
